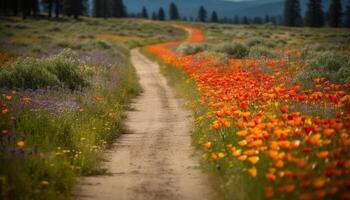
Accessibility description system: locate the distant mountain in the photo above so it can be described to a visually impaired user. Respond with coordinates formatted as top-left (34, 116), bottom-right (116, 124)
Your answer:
top-left (123, 0), bottom-right (348, 18)
top-left (88, 0), bottom-right (348, 18)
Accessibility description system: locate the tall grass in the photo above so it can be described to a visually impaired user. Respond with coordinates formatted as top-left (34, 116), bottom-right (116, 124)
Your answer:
top-left (0, 16), bottom-right (188, 200)
top-left (296, 51), bottom-right (350, 87)
top-left (0, 59), bottom-right (140, 200)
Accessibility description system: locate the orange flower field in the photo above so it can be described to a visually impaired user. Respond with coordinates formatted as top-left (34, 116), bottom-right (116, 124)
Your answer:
top-left (146, 27), bottom-right (350, 200)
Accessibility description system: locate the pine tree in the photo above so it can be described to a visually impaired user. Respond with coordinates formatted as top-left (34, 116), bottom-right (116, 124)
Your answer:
top-left (0, 0), bottom-right (20, 16)
top-left (72, 0), bottom-right (80, 19)
top-left (112, 0), bottom-right (126, 18)
top-left (305, 0), bottom-right (324, 27)
top-left (242, 16), bottom-right (249, 24)
top-left (12, 0), bottom-right (19, 15)
top-left (22, 0), bottom-right (28, 19)
top-left (328, 0), bottom-right (343, 27)
top-left (61, 0), bottom-right (87, 18)
top-left (151, 11), bottom-right (157, 20)
top-left (169, 2), bottom-right (180, 20)
top-left (93, 0), bottom-right (102, 17)
top-left (197, 6), bottom-right (207, 22)
top-left (102, 0), bottom-right (109, 18)
top-left (211, 11), bottom-right (219, 23)
top-left (141, 6), bottom-right (148, 19)
top-left (55, 0), bottom-right (60, 18)
top-left (62, 0), bottom-right (72, 17)
top-left (81, 0), bottom-right (89, 15)
top-left (265, 14), bottom-right (270, 23)
top-left (0, 0), bottom-right (6, 14)
top-left (1, 0), bottom-right (8, 14)
top-left (253, 16), bottom-right (263, 24)
top-left (32, 0), bottom-right (39, 17)
top-left (94, 0), bottom-right (111, 18)
top-left (48, 0), bottom-right (53, 17)
top-left (234, 15), bottom-right (239, 24)
top-left (345, 1), bottom-right (350, 28)
top-left (42, 0), bottom-right (52, 17)
top-left (270, 16), bottom-right (277, 24)
top-left (21, 0), bottom-right (39, 19)
top-left (158, 7), bottom-right (165, 20)
top-left (284, 0), bottom-right (303, 26)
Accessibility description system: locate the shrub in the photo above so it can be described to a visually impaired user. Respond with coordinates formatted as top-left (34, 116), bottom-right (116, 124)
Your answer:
top-left (296, 51), bottom-right (350, 86)
top-left (213, 42), bottom-right (249, 58)
top-left (248, 46), bottom-right (281, 58)
top-left (96, 40), bottom-right (111, 50)
top-left (246, 37), bottom-right (266, 47)
top-left (56, 41), bottom-right (70, 48)
top-left (338, 66), bottom-right (350, 83)
top-left (275, 39), bottom-right (288, 47)
top-left (301, 43), bottom-right (346, 59)
top-left (177, 43), bottom-right (206, 55)
top-left (215, 53), bottom-right (230, 64)
top-left (0, 49), bottom-right (89, 90)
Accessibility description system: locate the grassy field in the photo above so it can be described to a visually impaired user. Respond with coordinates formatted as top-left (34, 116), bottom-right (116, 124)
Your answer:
top-left (144, 23), bottom-right (350, 200)
top-left (1, 16), bottom-right (350, 200)
top-left (187, 23), bottom-right (350, 84)
top-left (0, 17), bottom-right (185, 200)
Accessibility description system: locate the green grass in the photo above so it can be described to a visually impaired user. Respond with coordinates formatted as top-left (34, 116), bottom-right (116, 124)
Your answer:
top-left (0, 17), bottom-right (185, 200)
top-left (200, 24), bottom-right (350, 51)
top-left (184, 22), bottom-right (350, 88)
top-left (0, 55), bottom-right (141, 200)
top-left (0, 17), bottom-right (185, 56)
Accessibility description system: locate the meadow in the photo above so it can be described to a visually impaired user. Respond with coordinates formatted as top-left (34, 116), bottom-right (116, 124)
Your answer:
top-left (0, 17), bottom-right (184, 200)
top-left (144, 23), bottom-right (350, 200)
top-left (1, 15), bottom-right (350, 200)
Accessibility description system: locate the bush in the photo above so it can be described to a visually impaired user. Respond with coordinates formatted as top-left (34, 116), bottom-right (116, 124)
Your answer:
top-left (248, 46), bottom-right (281, 58)
top-left (96, 41), bottom-right (111, 50)
top-left (0, 49), bottom-right (89, 90)
top-left (246, 37), bottom-right (266, 47)
top-left (301, 43), bottom-right (346, 59)
top-left (213, 42), bottom-right (249, 58)
top-left (177, 43), bottom-right (206, 55)
top-left (338, 66), bottom-right (350, 83)
top-left (296, 51), bottom-right (350, 86)
top-left (215, 53), bottom-right (230, 64)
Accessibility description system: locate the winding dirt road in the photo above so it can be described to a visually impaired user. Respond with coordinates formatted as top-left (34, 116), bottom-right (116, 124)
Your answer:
top-left (76, 48), bottom-right (216, 200)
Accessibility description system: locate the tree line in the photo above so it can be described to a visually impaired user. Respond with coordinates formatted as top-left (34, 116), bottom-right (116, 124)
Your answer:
top-left (0, 0), bottom-right (349, 28)
top-left (284, 0), bottom-right (350, 27)
top-left (0, 0), bottom-right (89, 19)
top-left (0, 0), bottom-right (124, 19)
top-left (130, 4), bottom-right (283, 25)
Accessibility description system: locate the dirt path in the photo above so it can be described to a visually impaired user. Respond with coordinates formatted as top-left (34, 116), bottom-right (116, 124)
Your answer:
top-left (76, 48), bottom-right (217, 200)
